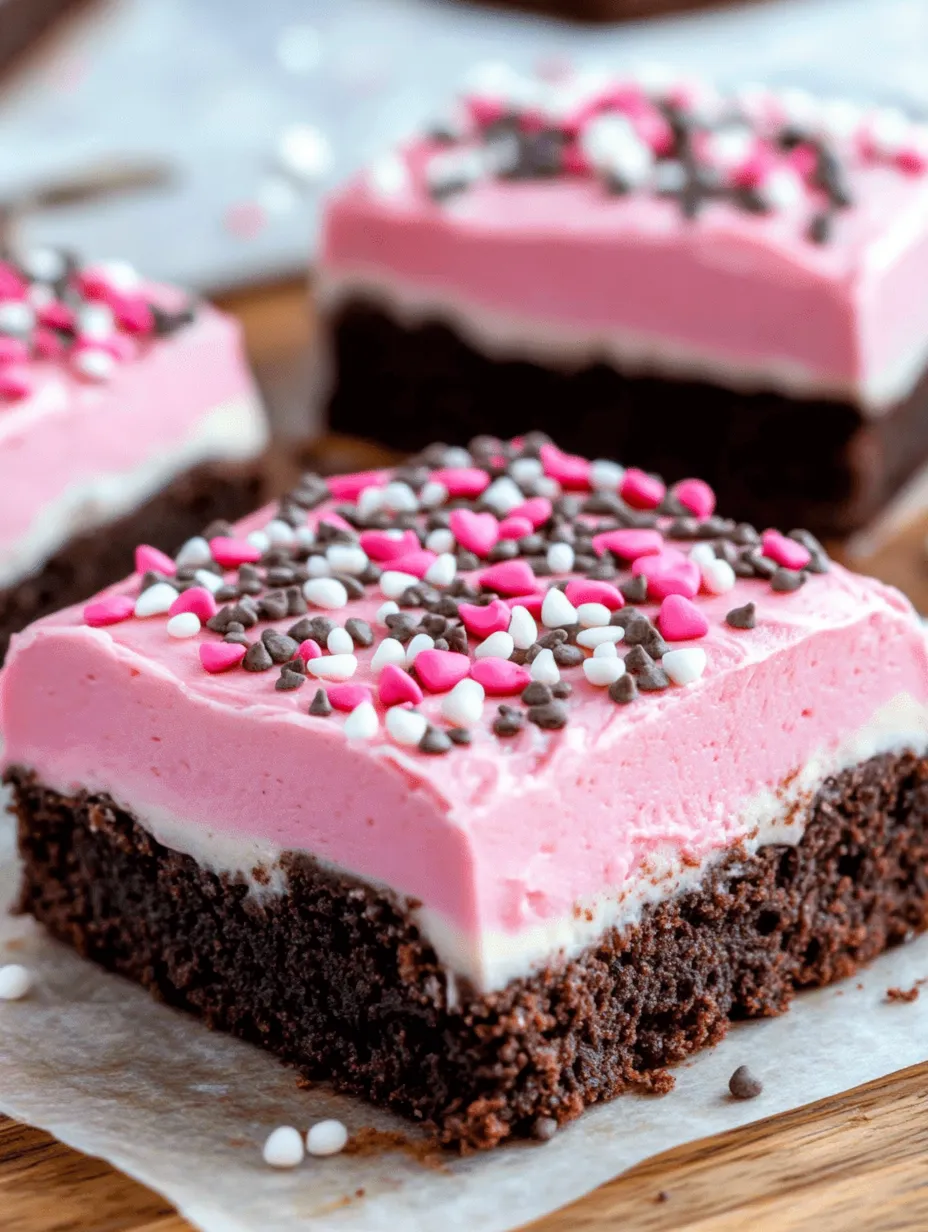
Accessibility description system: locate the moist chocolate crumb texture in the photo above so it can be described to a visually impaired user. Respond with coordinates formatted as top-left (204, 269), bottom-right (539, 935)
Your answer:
top-left (316, 67), bottom-right (928, 538)
top-left (5, 435), bottom-right (928, 1149)
top-left (0, 247), bottom-right (269, 659)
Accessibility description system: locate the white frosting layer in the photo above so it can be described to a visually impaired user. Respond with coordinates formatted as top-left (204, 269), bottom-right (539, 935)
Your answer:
top-left (0, 394), bottom-right (267, 589)
top-left (99, 693), bottom-right (928, 995)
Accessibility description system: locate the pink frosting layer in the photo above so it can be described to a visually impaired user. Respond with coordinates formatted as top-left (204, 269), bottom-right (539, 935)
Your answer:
top-left (320, 106), bottom-right (928, 404)
top-left (0, 288), bottom-right (260, 574)
top-left (3, 491), bottom-right (927, 956)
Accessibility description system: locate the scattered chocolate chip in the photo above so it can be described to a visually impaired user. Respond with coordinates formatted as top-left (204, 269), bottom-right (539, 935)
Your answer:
top-left (307, 616), bottom-right (336, 643)
top-left (419, 726), bottom-right (453, 754)
top-left (731, 523), bottom-right (760, 546)
top-left (771, 567), bottom-right (806, 593)
top-left (493, 705), bottom-right (524, 737)
top-left (641, 629), bottom-right (669, 659)
top-left (456, 551), bottom-right (480, 572)
top-left (345, 618), bottom-right (373, 647)
top-left (537, 629), bottom-right (569, 649)
top-left (445, 625), bottom-right (469, 655)
top-left (807, 210), bottom-right (832, 244)
top-left (275, 668), bottom-right (305, 691)
top-left (728, 1065), bottom-right (763, 1100)
top-left (725, 602), bottom-right (756, 630)
top-left (745, 551), bottom-right (777, 579)
top-left (223, 630), bottom-right (250, 647)
top-left (553, 644), bottom-right (584, 668)
top-left (309, 688), bottom-right (332, 716)
top-left (623, 645), bottom-right (653, 674)
top-left (609, 674), bottom-right (638, 704)
top-left (284, 656), bottom-right (306, 675)
top-left (637, 665), bottom-right (671, 692)
top-left (433, 638), bottom-right (450, 651)
top-left (243, 641), bottom-right (273, 672)
top-left (287, 617), bottom-right (315, 642)
top-left (203, 519), bottom-right (232, 540)
top-left (551, 680), bottom-right (572, 699)
top-left (257, 590), bottom-right (289, 621)
top-left (215, 584), bottom-right (238, 602)
top-left (262, 631), bottom-right (299, 664)
top-left (521, 682), bottom-right (553, 706)
top-left (528, 701), bottom-right (568, 730)
top-left (447, 727), bottom-right (472, 745)
top-left (619, 575), bottom-right (648, 604)
top-left (487, 540), bottom-right (519, 562)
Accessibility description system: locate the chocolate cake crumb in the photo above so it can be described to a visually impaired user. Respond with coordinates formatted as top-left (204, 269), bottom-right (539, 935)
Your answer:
top-left (728, 1065), bottom-right (763, 1100)
top-left (886, 983), bottom-right (922, 1003)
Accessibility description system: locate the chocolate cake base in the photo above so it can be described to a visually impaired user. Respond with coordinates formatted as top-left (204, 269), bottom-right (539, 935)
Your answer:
top-left (0, 459), bottom-right (263, 663)
top-left (468, 0), bottom-right (739, 21)
top-left (10, 750), bottom-right (928, 1149)
top-left (324, 301), bottom-right (928, 539)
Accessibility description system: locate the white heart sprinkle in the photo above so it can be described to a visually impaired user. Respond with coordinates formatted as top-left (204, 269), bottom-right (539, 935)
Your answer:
top-left (443, 446), bottom-right (472, 468)
top-left (405, 633), bottom-right (435, 666)
top-left (343, 700), bottom-right (379, 739)
top-left (583, 657), bottom-right (625, 686)
top-left (425, 553), bottom-right (457, 587)
top-left (167, 612), bottom-right (201, 639)
top-left (327, 627), bottom-right (354, 654)
top-left (175, 536), bottom-right (212, 569)
top-left (701, 558), bottom-right (736, 595)
top-left (305, 555), bottom-right (332, 578)
top-left (530, 647), bottom-right (560, 685)
top-left (77, 302), bottom-right (115, 338)
top-left (576, 626), bottom-right (625, 648)
top-left (295, 526), bottom-right (316, 551)
top-left (379, 571), bottom-right (419, 600)
top-left (419, 480), bottom-right (449, 510)
top-left (371, 638), bottom-right (407, 674)
top-left (508, 605), bottom-right (537, 650)
top-left (426, 528), bottom-right (454, 554)
top-left (194, 569), bottom-right (224, 594)
top-left (308, 653), bottom-right (358, 681)
top-left (475, 631), bottom-right (514, 660)
top-left (326, 544), bottom-right (368, 575)
top-left (546, 542), bottom-right (575, 574)
top-left (0, 963), bottom-right (33, 1000)
top-left (303, 578), bottom-right (348, 609)
top-left (689, 543), bottom-right (716, 567)
top-left (375, 600), bottom-right (399, 627)
top-left (509, 457), bottom-right (543, 484)
top-left (134, 582), bottom-right (177, 618)
top-left (386, 706), bottom-right (428, 747)
top-left (73, 347), bottom-right (115, 382)
top-left (441, 678), bottom-right (485, 727)
top-left (246, 530), bottom-right (270, 553)
top-left (593, 641), bottom-right (619, 658)
top-left (263, 1126), bottom-right (304, 1169)
top-left (541, 588), bottom-right (578, 629)
top-left (663, 648), bottom-right (707, 686)
top-left (589, 458), bottom-right (624, 491)
top-left (306, 1119), bottom-right (349, 1158)
top-left (356, 486), bottom-right (385, 519)
top-left (482, 476), bottom-right (523, 516)
top-left (535, 475), bottom-right (561, 500)
top-left (577, 602), bottom-right (611, 628)
top-left (382, 481), bottom-right (418, 513)
top-left (266, 519), bottom-right (297, 547)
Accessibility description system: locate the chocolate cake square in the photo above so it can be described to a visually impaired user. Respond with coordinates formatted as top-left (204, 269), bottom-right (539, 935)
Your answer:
top-left (5, 435), bottom-right (928, 1148)
top-left (315, 67), bottom-right (928, 541)
top-left (0, 246), bottom-right (269, 661)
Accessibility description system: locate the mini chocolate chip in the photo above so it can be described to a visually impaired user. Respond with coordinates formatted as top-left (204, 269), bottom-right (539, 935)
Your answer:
top-left (537, 629), bottom-right (569, 649)
top-left (227, 602), bottom-right (258, 629)
top-left (624, 645), bottom-right (654, 674)
top-left (618, 612), bottom-right (653, 645)
top-left (215, 584), bottom-right (239, 603)
top-left (419, 726), bottom-right (453, 754)
top-left (586, 560), bottom-right (617, 581)
top-left (203, 519), bottom-right (232, 540)
top-left (237, 563), bottom-right (263, 593)
top-left (728, 1065), bottom-right (763, 1099)
top-left (345, 618), bottom-right (374, 647)
top-left (284, 656), bottom-right (306, 675)
top-left (224, 631), bottom-right (250, 647)
top-left (528, 701), bottom-right (568, 730)
top-left (666, 517), bottom-right (699, 540)
top-left (436, 596), bottom-right (462, 619)
top-left (258, 591), bottom-right (289, 621)
top-left (285, 586), bottom-right (308, 616)
top-left (609, 674), bottom-right (638, 704)
top-left (521, 682), bottom-right (553, 706)
top-left (726, 602), bottom-right (756, 630)
top-left (456, 551), bottom-right (480, 572)
top-left (400, 586), bottom-right (426, 608)
top-left (746, 551), bottom-right (777, 579)
top-left (308, 616), bottom-right (336, 642)
top-left (641, 629), bottom-right (669, 659)
top-left (309, 688), bottom-right (332, 716)
top-left (262, 631), bottom-right (299, 664)
top-left (445, 626), bottom-right (469, 655)
top-left (242, 642), bottom-right (273, 672)
top-left (418, 613), bottom-right (448, 637)
top-left (433, 638), bottom-right (450, 651)
top-left (487, 540), bottom-right (519, 562)
top-left (206, 606), bottom-right (236, 633)
top-left (524, 643), bottom-right (543, 664)
top-left (551, 680), bottom-right (572, 699)
top-left (731, 523), bottom-right (760, 546)
top-left (519, 534), bottom-right (547, 555)
top-left (275, 668), bottom-right (305, 691)
top-left (360, 562), bottom-right (382, 584)
top-left (331, 573), bottom-right (365, 600)
top-left (771, 567), bottom-right (806, 593)
top-left (287, 617), bottom-right (315, 642)
top-left (637, 665), bottom-right (670, 691)
top-left (493, 705), bottom-right (524, 737)
top-left (226, 621), bottom-right (245, 635)
top-left (531, 1116), bottom-right (558, 1142)
top-left (266, 566), bottom-right (296, 587)
top-left (619, 575), bottom-right (648, 604)
top-left (138, 570), bottom-right (170, 593)
top-left (553, 644), bottom-right (583, 668)
top-left (447, 727), bottom-right (472, 745)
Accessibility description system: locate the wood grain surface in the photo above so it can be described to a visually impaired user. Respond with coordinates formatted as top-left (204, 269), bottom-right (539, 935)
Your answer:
top-left (3, 281), bottom-right (928, 1231)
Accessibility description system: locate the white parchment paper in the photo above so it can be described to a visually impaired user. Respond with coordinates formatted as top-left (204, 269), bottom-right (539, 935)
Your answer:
top-left (0, 808), bottom-right (926, 1232)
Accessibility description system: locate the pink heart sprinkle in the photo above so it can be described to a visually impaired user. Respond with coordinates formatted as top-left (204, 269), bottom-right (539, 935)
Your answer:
top-left (135, 544), bottom-right (177, 577)
top-left (898, 146), bottom-right (928, 175)
top-left (414, 649), bottom-right (472, 693)
top-left (620, 468), bottom-right (666, 510)
top-left (449, 509), bottom-right (500, 558)
top-left (470, 657), bottom-right (532, 696)
top-left (328, 683), bottom-right (374, 712)
top-left (565, 579), bottom-right (625, 610)
top-left (458, 599), bottom-right (511, 638)
top-left (503, 593), bottom-right (544, 617)
top-left (539, 443), bottom-right (591, 490)
top-left (498, 515), bottom-right (534, 541)
top-left (84, 595), bottom-right (134, 627)
top-left (199, 642), bottom-right (246, 673)
top-left (633, 549), bottom-right (700, 600)
top-left (761, 530), bottom-right (811, 571)
top-left (479, 560), bottom-right (536, 596)
top-left (673, 478), bottom-right (716, 520)
top-left (732, 144), bottom-right (776, 189)
top-left (169, 586), bottom-right (217, 622)
top-left (37, 301), bottom-right (74, 332)
top-left (431, 467), bottom-right (491, 498)
top-left (388, 549), bottom-right (438, 579)
top-left (0, 367), bottom-right (31, 400)
top-left (327, 471), bottom-right (383, 501)
top-left (658, 594), bottom-right (710, 641)
top-left (112, 295), bottom-right (154, 335)
top-left (0, 263), bottom-right (27, 300)
top-left (32, 328), bottom-right (64, 360)
top-left (0, 338), bottom-right (28, 366)
top-left (209, 536), bottom-right (261, 568)
top-left (298, 638), bottom-right (322, 661)
top-left (592, 528), bottom-right (663, 560)
top-left (359, 529), bottom-right (420, 562)
top-left (510, 496), bottom-right (553, 529)
top-left (378, 663), bottom-right (424, 708)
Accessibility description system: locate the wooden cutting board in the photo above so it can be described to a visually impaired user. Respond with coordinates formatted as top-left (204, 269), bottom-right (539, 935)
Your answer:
top-left (3, 1059), bottom-right (928, 1230)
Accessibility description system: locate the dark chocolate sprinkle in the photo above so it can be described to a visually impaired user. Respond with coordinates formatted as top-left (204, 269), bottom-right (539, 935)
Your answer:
top-left (345, 618), bottom-right (373, 647)
top-left (553, 644), bottom-right (584, 668)
top-left (223, 630), bottom-right (250, 647)
top-left (725, 602), bottom-right (756, 630)
top-left (487, 540), bottom-right (519, 562)
top-left (257, 590), bottom-right (289, 621)
top-left (624, 645), bottom-right (655, 675)
top-left (445, 625), bottom-right (469, 655)
top-left (214, 585), bottom-right (239, 603)
top-left (262, 630), bottom-right (299, 664)
top-left (275, 668), bottom-right (305, 691)
top-left (731, 523), bottom-right (760, 546)
top-left (637, 665), bottom-right (671, 692)
top-left (456, 551), bottom-right (480, 572)
top-left (308, 687), bottom-right (332, 716)
top-left (528, 701), bottom-right (568, 730)
top-left (287, 617), bottom-right (315, 642)
top-left (307, 616), bottom-right (336, 642)
top-left (745, 551), bottom-right (778, 579)
top-left (286, 586), bottom-right (308, 616)
top-left (551, 680), bottom-right (572, 699)
top-left (641, 629), bottom-right (669, 660)
top-left (332, 573), bottom-right (366, 601)
top-left (609, 674), bottom-right (639, 705)
top-left (447, 727), bottom-right (472, 745)
top-left (493, 705), bottom-right (524, 737)
top-left (283, 656), bottom-right (306, 676)
top-left (521, 682), bottom-right (553, 706)
top-left (433, 638), bottom-right (450, 651)
top-left (771, 567), bottom-right (806, 593)
top-left (243, 641), bottom-right (273, 672)
top-left (728, 1065), bottom-right (763, 1100)
top-left (807, 210), bottom-right (833, 245)
top-left (619, 575), bottom-right (648, 604)
top-left (419, 726), bottom-right (453, 755)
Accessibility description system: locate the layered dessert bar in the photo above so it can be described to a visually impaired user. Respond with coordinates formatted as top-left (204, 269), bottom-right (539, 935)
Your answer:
top-left (0, 246), bottom-right (268, 660)
top-left (317, 67), bottom-right (928, 540)
top-left (5, 435), bottom-right (928, 1149)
